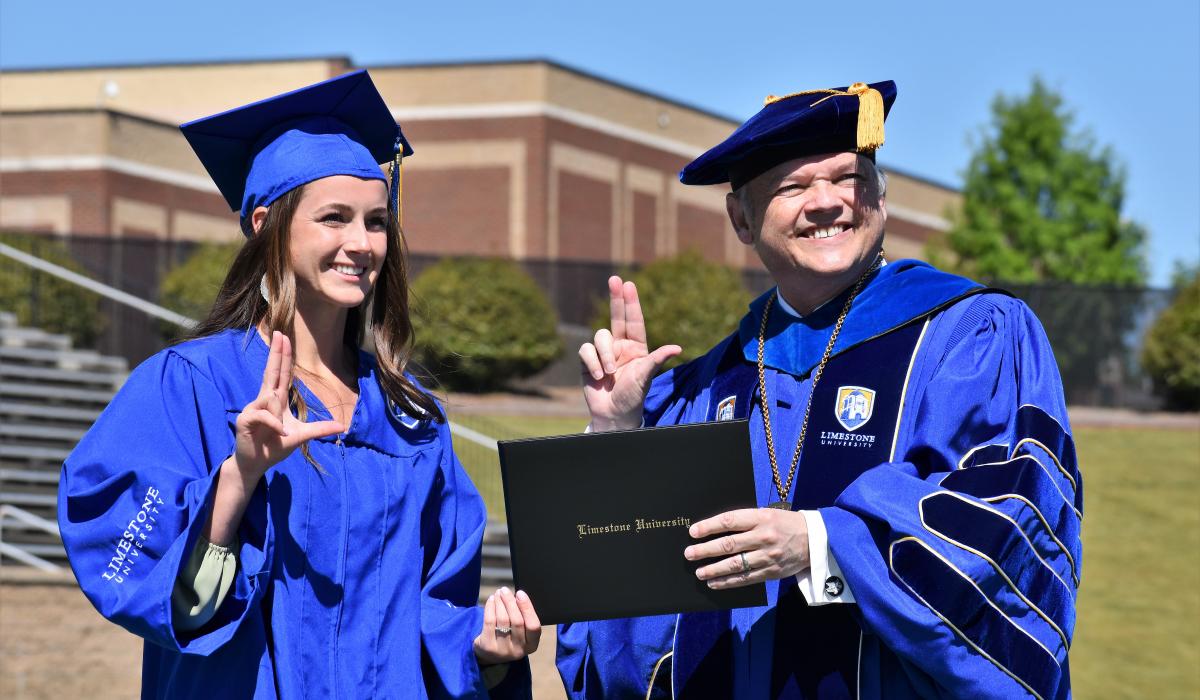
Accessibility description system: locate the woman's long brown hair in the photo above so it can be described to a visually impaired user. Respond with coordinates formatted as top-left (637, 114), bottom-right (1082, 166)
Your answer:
top-left (186, 184), bottom-right (444, 430)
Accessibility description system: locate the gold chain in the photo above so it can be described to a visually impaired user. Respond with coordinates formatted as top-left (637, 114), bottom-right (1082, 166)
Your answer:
top-left (756, 253), bottom-right (883, 506)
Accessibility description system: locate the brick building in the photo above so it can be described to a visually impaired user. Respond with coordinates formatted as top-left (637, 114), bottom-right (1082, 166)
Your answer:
top-left (0, 57), bottom-right (958, 264)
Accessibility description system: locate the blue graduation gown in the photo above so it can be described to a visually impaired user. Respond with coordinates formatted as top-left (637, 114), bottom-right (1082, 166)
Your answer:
top-left (557, 260), bottom-right (1081, 699)
top-left (58, 328), bottom-right (530, 699)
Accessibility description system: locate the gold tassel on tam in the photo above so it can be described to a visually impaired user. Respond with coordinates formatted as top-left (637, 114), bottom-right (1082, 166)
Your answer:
top-left (762, 81), bottom-right (886, 152)
top-left (388, 150), bottom-right (404, 230)
top-left (847, 82), bottom-right (885, 151)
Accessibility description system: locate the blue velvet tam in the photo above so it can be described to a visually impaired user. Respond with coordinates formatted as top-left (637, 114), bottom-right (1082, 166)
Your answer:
top-left (680, 80), bottom-right (897, 190)
top-left (180, 70), bottom-right (412, 235)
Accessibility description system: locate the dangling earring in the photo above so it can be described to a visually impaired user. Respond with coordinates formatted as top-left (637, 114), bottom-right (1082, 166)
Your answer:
top-left (259, 275), bottom-right (270, 303)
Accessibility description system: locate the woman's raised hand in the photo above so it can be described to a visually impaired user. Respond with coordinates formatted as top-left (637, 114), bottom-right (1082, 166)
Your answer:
top-left (578, 276), bottom-right (681, 431)
top-left (232, 331), bottom-right (345, 477)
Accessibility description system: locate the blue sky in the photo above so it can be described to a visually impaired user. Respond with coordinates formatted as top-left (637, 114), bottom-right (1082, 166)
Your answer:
top-left (2, 0), bottom-right (1196, 286)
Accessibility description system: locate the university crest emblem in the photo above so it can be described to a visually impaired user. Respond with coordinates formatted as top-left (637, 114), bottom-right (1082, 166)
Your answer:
top-left (835, 386), bottom-right (875, 432)
top-left (716, 395), bottom-right (737, 422)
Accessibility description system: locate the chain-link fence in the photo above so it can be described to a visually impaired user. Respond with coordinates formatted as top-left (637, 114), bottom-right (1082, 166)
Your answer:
top-left (0, 232), bottom-right (1184, 410)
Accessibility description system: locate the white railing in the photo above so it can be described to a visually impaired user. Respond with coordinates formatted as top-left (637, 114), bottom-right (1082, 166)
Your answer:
top-left (0, 504), bottom-right (63, 572)
top-left (447, 421), bottom-right (500, 452)
top-left (0, 241), bottom-right (197, 329)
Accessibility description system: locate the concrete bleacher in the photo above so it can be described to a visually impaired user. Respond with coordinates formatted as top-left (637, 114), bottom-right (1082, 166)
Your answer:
top-left (0, 311), bottom-right (127, 569)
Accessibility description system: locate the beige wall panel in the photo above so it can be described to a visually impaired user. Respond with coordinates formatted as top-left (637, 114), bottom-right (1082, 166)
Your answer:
top-left (111, 197), bottom-right (167, 238)
top-left (107, 114), bottom-right (210, 176)
top-left (884, 172), bottom-right (960, 229)
top-left (0, 112), bottom-right (109, 159)
top-left (377, 62), bottom-right (736, 156)
top-left (631, 192), bottom-right (659, 263)
top-left (0, 61), bottom-right (341, 123)
top-left (544, 67), bottom-right (735, 153)
top-left (623, 164), bottom-right (664, 264)
top-left (3, 60), bottom-right (739, 156)
top-left (669, 180), bottom-right (727, 212)
top-left (172, 210), bottom-right (240, 243)
top-left (371, 64), bottom-right (549, 108)
top-left (403, 139), bottom-right (527, 258)
top-left (0, 111), bottom-right (220, 193)
top-left (548, 142), bottom-right (620, 261)
top-left (0, 195), bottom-right (71, 233)
top-left (881, 234), bottom-right (925, 262)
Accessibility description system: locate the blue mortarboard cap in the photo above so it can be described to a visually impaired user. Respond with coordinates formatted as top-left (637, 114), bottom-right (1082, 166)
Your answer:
top-left (680, 80), bottom-right (897, 189)
top-left (180, 70), bottom-right (412, 233)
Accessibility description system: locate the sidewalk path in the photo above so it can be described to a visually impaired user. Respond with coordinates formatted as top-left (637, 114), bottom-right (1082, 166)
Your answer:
top-left (1068, 406), bottom-right (1199, 430)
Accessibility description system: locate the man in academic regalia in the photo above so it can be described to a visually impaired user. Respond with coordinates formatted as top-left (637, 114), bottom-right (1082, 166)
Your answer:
top-left (557, 81), bottom-right (1081, 699)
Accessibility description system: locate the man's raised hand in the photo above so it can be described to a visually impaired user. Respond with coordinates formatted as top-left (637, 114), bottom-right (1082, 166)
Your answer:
top-left (578, 276), bottom-right (681, 431)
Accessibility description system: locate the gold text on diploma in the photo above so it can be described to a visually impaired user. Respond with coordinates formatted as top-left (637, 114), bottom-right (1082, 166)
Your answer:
top-left (576, 516), bottom-right (692, 539)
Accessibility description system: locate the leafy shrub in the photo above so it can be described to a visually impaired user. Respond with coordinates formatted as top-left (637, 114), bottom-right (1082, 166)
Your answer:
top-left (1141, 273), bottom-right (1200, 410)
top-left (412, 257), bottom-right (562, 391)
top-left (592, 250), bottom-right (750, 367)
top-left (157, 242), bottom-right (240, 339)
top-left (0, 232), bottom-right (104, 346)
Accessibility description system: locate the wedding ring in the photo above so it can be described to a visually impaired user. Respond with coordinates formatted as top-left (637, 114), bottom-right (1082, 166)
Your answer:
top-left (495, 625), bottom-right (513, 635)
top-left (739, 552), bottom-right (751, 573)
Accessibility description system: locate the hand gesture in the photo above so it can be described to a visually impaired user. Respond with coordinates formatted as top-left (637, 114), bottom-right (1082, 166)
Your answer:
top-left (474, 587), bottom-right (541, 665)
top-left (232, 331), bottom-right (345, 477)
top-left (578, 276), bottom-right (681, 431)
top-left (684, 508), bottom-right (811, 589)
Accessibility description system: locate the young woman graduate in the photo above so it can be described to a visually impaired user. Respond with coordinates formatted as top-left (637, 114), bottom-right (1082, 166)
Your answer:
top-left (57, 71), bottom-right (539, 699)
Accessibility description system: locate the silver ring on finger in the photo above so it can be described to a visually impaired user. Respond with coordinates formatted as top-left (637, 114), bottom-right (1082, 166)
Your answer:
top-left (495, 625), bottom-right (513, 635)
top-left (740, 552), bottom-right (751, 573)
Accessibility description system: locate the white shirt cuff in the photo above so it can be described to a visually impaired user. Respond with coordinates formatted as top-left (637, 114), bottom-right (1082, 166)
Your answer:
top-left (796, 510), bottom-right (854, 605)
top-left (584, 417), bottom-right (645, 433)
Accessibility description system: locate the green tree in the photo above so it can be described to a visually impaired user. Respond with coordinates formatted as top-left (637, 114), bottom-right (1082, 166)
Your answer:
top-left (158, 242), bottom-right (240, 339)
top-left (592, 250), bottom-right (750, 367)
top-left (1141, 271), bottom-right (1200, 410)
top-left (0, 232), bottom-right (104, 346)
top-left (411, 257), bottom-right (562, 391)
top-left (930, 78), bottom-right (1147, 285)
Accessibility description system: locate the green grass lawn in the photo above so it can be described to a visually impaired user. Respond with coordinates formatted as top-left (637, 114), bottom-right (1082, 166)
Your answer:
top-left (454, 417), bottom-right (1200, 697)
top-left (1071, 427), bottom-right (1200, 699)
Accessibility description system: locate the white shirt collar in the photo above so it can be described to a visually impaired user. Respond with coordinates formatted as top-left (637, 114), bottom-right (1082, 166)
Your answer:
top-left (775, 291), bottom-right (814, 319)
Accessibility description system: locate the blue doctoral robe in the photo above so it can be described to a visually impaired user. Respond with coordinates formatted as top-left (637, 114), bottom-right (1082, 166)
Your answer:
top-left (557, 260), bottom-right (1081, 699)
top-left (58, 328), bottom-right (530, 699)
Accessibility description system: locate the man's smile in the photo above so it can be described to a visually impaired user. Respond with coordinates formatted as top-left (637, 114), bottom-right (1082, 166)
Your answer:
top-left (798, 223), bottom-right (853, 240)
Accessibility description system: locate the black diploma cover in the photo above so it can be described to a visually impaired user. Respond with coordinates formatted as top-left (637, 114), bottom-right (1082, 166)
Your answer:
top-left (498, 419), bottom-right (766, 625)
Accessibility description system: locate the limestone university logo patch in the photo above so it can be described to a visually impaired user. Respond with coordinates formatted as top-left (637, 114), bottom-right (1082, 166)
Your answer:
top-left (835, 386), bottom-right (875, 432)
top-left (716, 395), bottom-right (737, 421)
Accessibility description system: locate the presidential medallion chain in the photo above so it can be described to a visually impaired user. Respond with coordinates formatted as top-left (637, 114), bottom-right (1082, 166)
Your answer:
top-left (756, 253), bottom-right (883, 509)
